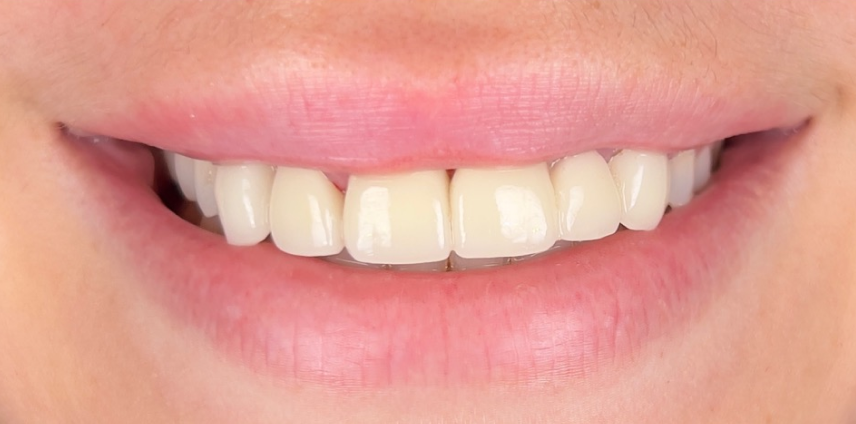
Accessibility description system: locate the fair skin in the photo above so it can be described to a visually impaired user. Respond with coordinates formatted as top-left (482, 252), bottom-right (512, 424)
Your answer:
top-left (1, 1), bottom-right (855, 422)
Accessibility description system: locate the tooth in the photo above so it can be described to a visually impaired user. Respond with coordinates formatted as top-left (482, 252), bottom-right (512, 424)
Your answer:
top-left (550, 151), bottom-right (622, 241)
top-left (343, 170), bottom-right (452, 265)
top-left (667, 150), bottom-right (695, 208)
top-left (609, 150), bottom-right (669, 231)
top-left (214, 164), bottom-right (275, 246)
top-left (448, 253), bottom-right (510, 271)
top-left (451, 163), bottom-right (559, 258)
top-left (173, 154), bottom-right (197, 201)
top-left (269, 167), bottom-right (345, 257)
top-left (194, 159), bottom-right (219, 217)
top-left (693, 145), bottom-right (713, 192)
top-left (164, 151), bottom-right (179, 181)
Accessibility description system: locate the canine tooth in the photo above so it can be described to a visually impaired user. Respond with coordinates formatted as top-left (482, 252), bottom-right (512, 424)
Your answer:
top-left (269, 167), bottom-right (345, 257)
top-left (174, 154), bottom-right (197, 201)
top-left (667, 150), bottom-right (695, 208)
top-left (551, 151), bottom-right (622, 241)
top-left (451, 164), bottom-right (559, 258)
top-left (214, 164), bottom-right (275, 246)
top-left (448, 253), bottom-right (510, 271)
top-left (194, 160), bottom-right (219, 217)
top-left (693, 145), bottom-right (713, 192)
top-left (609, 150), bottom-right (669, 231)
top-left (344, 170), bottom-right (452, 265)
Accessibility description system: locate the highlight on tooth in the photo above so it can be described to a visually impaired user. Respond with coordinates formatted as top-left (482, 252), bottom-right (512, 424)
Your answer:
top-left (158, 140), bottom-right (725, 271)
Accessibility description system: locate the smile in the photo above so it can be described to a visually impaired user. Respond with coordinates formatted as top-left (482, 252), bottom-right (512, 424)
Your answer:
top-left (158, 141), bottom-right (725, 271)
top-left (58, 66), bottom-right (813, 390)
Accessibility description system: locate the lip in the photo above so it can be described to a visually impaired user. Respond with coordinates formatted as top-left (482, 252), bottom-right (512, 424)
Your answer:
top-left (61, 118), bottom-right (805, 390)
top-left (77, 63), bottom-right (812, 173)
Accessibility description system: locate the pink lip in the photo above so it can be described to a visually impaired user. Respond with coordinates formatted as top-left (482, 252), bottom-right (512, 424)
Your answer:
top-left (82, 65), bottom-right (809, 173)
top-left (65, 123), bottom-right (801, 390)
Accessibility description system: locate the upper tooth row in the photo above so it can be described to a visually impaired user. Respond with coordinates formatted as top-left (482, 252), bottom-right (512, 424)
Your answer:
top-left (166, 145), bottom-right (720, 264)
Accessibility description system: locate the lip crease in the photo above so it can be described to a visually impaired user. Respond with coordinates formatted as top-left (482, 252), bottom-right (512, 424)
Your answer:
top-left (62, 115), bottom-right (803, 390)
top-left (78, 65), bottom-right (810, 173)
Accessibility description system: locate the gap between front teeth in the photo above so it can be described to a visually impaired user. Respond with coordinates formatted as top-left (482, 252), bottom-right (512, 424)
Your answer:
top-left (164, 143), bottom-right (723, 271)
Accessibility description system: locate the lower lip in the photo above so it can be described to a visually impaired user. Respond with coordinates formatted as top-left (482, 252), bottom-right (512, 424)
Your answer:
top-left (68, 131), bottom-right (797, 391)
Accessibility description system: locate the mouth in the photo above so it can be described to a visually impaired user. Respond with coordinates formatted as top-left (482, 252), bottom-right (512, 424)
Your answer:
top-left (58, 69), bottom-right (813, 390)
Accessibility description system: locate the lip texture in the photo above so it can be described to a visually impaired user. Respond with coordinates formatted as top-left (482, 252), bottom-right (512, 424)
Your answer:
top-left (80, 64), bottom-right (812, 173)
top-left (61, 122), bottom-right (802, 390)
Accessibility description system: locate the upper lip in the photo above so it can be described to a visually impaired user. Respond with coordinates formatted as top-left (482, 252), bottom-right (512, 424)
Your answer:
top-left (80, 61), bottom-right (811, 173)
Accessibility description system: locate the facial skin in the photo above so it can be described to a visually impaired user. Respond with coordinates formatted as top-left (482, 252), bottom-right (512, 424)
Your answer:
top-left (1, 1), bottom-right (855, 422)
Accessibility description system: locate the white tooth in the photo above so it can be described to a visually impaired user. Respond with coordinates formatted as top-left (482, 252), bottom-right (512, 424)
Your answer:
top-left (164, 151), bottom-right (179, 181)
top-left (343, 170), bottom-right (452, 265)
top-left (667, 150), bottom-right (695, 208)
top-left (174, 154), bottom-right (197, 201)
top-left (693, 145), bottom-right (712, 192)
top-left (550, 151), bottom-right (622, 241)
top-left (194, 160), bottom-right (219, 217)
top-left (269, 167), bottom-right (345, 257)
top-left (451, 163), bottom-right (559, 258)
top-left (609, 150), bottom-right (669, 231)
top-left (214, 164), bottom-right (275, 246)
top-left (448, 253), bottom-right (510, 271)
